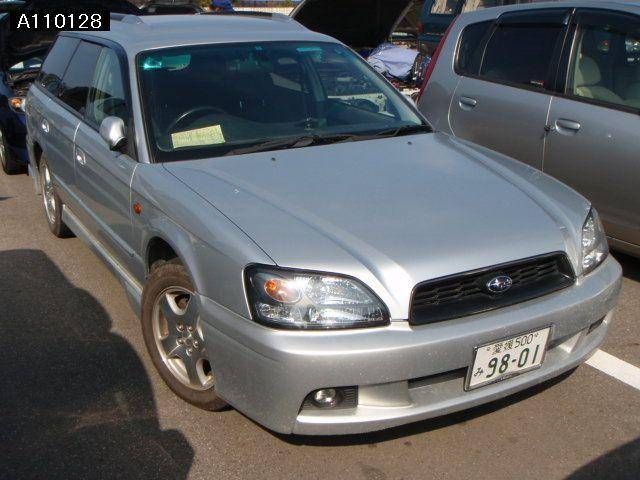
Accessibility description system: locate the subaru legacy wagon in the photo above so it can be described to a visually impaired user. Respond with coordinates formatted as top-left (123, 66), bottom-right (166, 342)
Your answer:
top-left (25, 13), bottom-right (621, 435)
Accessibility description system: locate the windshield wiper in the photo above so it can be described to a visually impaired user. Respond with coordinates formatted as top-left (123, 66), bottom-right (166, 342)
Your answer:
top-left (373, 124), bottom-right (432, 138)
top-left (223, 125), bottom-right (431, 156)
top-left (224, 134), bottom-right (358, 156)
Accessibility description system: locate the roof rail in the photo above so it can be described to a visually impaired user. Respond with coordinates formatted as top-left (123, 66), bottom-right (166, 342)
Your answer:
top-left (110, 12), bottom-right (145, 25)
top-left (200, 11), bottom-right (298, 23)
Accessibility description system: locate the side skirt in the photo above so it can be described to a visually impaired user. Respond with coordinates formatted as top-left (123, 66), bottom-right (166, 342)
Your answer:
top-left (62, 205), bottom-right (143, 315)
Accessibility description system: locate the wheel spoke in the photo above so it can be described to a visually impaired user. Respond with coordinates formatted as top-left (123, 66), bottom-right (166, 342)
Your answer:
top-left (183, 357), bottom-right (201, 386)
top-left (159, 293), bottom-right (181, 324)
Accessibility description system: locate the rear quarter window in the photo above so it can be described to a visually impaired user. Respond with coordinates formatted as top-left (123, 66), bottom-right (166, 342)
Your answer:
top-left (456, 20), bottom-right (494, 75)
top-left (38, 36), bottom-right (80, 96)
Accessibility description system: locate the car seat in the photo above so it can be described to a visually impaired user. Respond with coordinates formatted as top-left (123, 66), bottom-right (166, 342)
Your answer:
top-left (574, 55), bottom-right (624, 104)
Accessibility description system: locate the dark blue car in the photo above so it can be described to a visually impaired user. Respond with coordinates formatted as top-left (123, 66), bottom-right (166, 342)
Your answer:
top-left (0, 2), bottom-right (39, 173)
top-left (0, 0), bottom-right (141, 174)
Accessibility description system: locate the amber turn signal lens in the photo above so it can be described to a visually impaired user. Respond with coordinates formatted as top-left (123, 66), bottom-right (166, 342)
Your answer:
top-left (263, 278), bottom-right (301, 304)
top-left (9, 97), bottom-right (25, 111)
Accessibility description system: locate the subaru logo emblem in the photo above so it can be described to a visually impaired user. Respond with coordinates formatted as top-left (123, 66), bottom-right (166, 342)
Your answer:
top-left (486, 275), bottom-right (513, 294)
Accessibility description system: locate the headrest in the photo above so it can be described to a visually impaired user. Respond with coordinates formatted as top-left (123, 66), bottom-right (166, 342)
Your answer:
top-left (575, 56), bottom-right (601, 87)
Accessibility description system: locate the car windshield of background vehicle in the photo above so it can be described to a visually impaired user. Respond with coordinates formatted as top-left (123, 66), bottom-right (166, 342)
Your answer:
top-left (137, 41), bottom-right (426, 162)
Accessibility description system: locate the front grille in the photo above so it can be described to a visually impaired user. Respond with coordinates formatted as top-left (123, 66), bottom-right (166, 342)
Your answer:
top-left (410, 253), bottom-right (575, 325)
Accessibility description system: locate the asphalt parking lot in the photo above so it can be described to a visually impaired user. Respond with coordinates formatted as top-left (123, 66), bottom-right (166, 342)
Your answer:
top-left (1, 170), bottom-right (639, 480)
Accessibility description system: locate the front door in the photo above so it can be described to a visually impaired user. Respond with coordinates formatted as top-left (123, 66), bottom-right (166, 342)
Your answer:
top-left (545, 9), bottom-right (640, 249)
top-left (74, 46), bottom-right (138, 269)
top-left (33, 36), bottom-right (82, 201)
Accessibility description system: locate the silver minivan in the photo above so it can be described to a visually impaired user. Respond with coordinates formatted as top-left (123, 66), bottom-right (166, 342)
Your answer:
top-left (418, 0), bottom-right (640, 257)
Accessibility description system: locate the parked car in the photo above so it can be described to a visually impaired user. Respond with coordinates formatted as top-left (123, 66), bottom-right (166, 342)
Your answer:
top-left (418, 1), bottom-right (640, 258)
top-left (291, 0), bottom-right (550, 58)
top-left (419, 0), bottom-right (551, 53)
top-left (291, 0), bottom-right (430, 94)
top-left (26, 13), bottom-right (621, 435)
top-left (0, 3), bottom-right (39, 174)
top-left (0, 0), bottom-right (142, 175)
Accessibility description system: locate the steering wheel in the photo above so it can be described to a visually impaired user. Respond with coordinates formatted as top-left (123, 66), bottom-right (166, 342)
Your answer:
top-left (166, 106), bottom-right (226, 134)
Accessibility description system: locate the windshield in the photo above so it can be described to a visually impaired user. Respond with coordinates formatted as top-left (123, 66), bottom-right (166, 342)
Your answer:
top-left (137, 42), bottom-right (426, 161)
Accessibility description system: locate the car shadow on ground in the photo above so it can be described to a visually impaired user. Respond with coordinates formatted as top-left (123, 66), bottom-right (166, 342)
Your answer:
top-left (0, 249), bottom-right (193, 480)
top-left (613, 251), bottom-right (640, 282)
top-left (566, 437), bottom-right (640, 480)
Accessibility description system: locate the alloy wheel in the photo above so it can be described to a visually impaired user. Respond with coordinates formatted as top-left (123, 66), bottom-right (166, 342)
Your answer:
top-left (41, 164), bottom-right (57, 224)
top-left (152, 287), bottom-right (214, 391)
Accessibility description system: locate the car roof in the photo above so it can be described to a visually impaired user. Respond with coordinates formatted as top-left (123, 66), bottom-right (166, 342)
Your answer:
top-left (457, 0), bottom-right (640, 22)
top-left (74, 13), bottom-right (336, 55)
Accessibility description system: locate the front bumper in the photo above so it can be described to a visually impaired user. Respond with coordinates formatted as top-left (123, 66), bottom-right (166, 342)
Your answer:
top-left (200, 256), bottom-right (621, 435)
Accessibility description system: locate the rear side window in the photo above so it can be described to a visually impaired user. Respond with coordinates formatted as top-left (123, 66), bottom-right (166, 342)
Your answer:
top-left (38, 36), bottom-right (80, 95)
top-left (456, 21), bottom-right (494, 76)
top-left (477, 9), bottom-right (569, 89)
top-left (58, 41), bottom-right (101, 114)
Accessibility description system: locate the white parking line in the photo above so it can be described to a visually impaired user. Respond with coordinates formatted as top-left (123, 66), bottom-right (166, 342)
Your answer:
top-left (586, 349), bottom-right (640, 391)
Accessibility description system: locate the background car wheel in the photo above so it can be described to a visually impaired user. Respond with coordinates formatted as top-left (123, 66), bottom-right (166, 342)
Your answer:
top-left (141, 261), bottom-right (228, 411)
top-left (39, 155), bottom-right (71, 237)
top-left (0, 128), bottom-right (23, 175)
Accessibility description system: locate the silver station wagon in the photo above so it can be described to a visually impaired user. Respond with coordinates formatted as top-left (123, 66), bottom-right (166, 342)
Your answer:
top-left (25, 13), bottom-right (621, 435)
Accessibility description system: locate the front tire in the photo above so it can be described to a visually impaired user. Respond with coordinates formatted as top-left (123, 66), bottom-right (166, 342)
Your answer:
top-left (39, 154), bottom-right (71, 237)
top-left (141, 262), bottom-right (227, 411)
top-left (0, 127), bottom-right (23, 175)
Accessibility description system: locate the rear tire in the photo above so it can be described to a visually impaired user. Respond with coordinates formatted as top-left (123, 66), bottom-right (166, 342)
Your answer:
top-left (39, 154), bottom-right (71, 238)
top-left (0, 127), bottom-right (23, 175)
top-left (141, 262), bottom-right (228, 411)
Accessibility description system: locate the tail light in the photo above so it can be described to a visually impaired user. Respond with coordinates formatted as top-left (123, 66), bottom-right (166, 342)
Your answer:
top-left (417, 17), bottom-right (459, 102)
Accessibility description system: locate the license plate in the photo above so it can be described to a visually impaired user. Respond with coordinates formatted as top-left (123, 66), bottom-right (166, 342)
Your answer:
top-left (465, 327), bottom-right (551, 390)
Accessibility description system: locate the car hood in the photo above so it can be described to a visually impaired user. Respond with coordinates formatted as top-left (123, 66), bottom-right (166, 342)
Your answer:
top-left (164, 133), bottom-right (587, 319)
top-left (291, 0), bottom-right (416, 50)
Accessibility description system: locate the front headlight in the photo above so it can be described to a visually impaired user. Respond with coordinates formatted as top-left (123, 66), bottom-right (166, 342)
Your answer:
top-left (581, 208), bottom-right (608, 275)
top-left (244, 265), bottom-right (390, 330)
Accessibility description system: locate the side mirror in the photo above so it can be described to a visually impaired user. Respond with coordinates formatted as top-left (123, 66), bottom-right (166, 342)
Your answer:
top-left (99, 116), bottom-right (127, 151)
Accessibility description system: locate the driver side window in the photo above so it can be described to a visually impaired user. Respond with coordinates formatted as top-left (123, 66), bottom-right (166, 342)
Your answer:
top-left (86, 48), bottom-right (128, 128)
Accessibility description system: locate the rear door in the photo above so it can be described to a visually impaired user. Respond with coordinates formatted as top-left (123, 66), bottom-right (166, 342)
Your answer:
top-left (74, 44), bottom-right (138, 270)
top-left (33, 36), bottom-right (81, 202)
top-left (449, 8), bottom-right (570, 169)
top-left (544, 9), bottom-right (640, 249)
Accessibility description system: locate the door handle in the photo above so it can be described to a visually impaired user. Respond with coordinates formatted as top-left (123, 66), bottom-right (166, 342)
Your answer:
top-left (41, 119), bottom-right (50, 134)
top-left (459, 96), bottom-right (478, 109)
top-left (555, 119), bottom-right (581, 133)
top-left (75, 148), bottom-right (86, 166)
